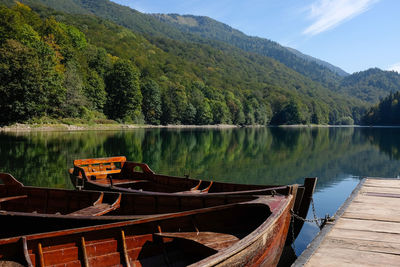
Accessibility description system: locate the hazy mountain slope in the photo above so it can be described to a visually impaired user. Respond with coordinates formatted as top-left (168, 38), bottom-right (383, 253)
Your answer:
top-left (152, 14), bottom-right (348, 88)
top-left (285, 47), bottom-right (349, 77)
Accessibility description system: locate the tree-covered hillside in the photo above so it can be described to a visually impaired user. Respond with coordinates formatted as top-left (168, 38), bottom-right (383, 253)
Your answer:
top-left (153, 13), bottom-right (347, 90)
top-left (362, 91), bottom-right (400, 125)
top-left (338, 68), bottom-right (400, 103)
top-left (2, 0), bottom-right (400, 113)
top-left (7, 0), bottom-right (347, 90)
top-left (0, 2), bottom-right (367, 126)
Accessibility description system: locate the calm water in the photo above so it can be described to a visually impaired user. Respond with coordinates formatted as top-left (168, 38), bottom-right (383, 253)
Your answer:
top-left (1, 127), bottom-right (400, 259)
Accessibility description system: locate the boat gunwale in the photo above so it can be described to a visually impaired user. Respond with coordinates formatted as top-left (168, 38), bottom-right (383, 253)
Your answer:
top-left (188, 194), bottom-right (294, 266)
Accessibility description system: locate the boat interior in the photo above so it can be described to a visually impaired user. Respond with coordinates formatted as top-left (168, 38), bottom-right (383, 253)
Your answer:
top-left (0, 173), bottom-right (262, 238)
top-left (70, 156), bottom-right (289, 194)
top-left (0, 202), bottom-right (273, 267)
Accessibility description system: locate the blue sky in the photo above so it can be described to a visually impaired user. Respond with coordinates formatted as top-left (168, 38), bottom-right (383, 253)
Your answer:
top-left (112, 0), bottom-right (399, 74)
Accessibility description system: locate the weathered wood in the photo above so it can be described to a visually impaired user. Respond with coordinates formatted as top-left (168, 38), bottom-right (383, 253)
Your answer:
top-left (334, 218), bottom-right (400, 234)
top-left (300, 178), bottom-right (400, 267)
top-left (68, 156), bottom-right (317, 242)
top-left (328, 228), bottom-right (400, 244)
top-left (321, 236), bottom-right (400, 256)
top-left (0, 195), bottom-right (294, 267)
top-left (68, 203), bottom-right (116, 216)
top-left (0, 173), bottom-right (275, 238)
top-left (306, 246), bottom-right (400, 266)
top-left (361, 185), bottom-right (400, 195)
top-left (68, 193), bottom-right (121, 216)
top-left (154, 231), bottom-right (239, 251)
top-left (364, 178), bottom-right (400, 188)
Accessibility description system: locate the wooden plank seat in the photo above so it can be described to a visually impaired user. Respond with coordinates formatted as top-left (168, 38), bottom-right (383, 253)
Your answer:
top-left (154, 232), bottom-right (239, 251)
top-left (86, 169), bottom-right (121, 177)
top-left (68, 193), bottom-right (121, 216)
top-left (177, 181), bottom-right (214, 194)
top-left (68, 203), bottom-right (116, 216)
top-left (94, 179), bottom-right (149, 185)
top-left (112, 179), bottom-right (149, 185)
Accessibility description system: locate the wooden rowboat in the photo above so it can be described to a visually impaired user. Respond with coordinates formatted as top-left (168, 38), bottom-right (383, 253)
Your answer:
top-left (0, 173), bottom-right (273, 239)
top-left (69, 156), bottom-right (317, 241)
top-left (69, 156), bottom-right (296, 195)
top-left (0, 194), bottom-right (294, 266)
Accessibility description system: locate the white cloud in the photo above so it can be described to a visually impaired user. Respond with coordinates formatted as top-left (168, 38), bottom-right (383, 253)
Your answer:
top-left (303, 0), bottom-right (379, 36)
top-left (388, 63), bottom-right (400, 73)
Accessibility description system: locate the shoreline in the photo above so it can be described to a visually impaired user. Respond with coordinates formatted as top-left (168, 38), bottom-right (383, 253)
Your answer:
top-left (1, 123), bottom-right (398, 132)
top-left (0, 123), bottom-right (242, 132)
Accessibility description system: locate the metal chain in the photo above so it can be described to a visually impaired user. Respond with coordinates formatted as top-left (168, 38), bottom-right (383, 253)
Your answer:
top-left (290, 197), bottom-right (334, 231)
top-left (290, 211), bottom-right (296, 251)
top-left (310, 197), bottom-right (321, 228)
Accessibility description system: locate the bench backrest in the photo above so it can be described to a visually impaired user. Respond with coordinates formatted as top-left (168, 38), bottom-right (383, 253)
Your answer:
top-left (73, 156), bottom-right (126, 179)
top-left (73, 156), bottom-right (126, 166)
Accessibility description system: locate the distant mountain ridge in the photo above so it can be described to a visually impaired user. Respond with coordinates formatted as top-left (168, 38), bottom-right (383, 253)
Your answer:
top-left (285, 47), bottom-right (349, 77)
top-left (152, 14), bottom-right (347, 88)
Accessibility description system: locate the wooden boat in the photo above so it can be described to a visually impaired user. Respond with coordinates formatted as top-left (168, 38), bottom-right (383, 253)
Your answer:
top-left (69, 156), bottom-right (317, 241)
top-left (69, 156), bottom-right (297, 195)
top-left (0, 173), bottom-right (272, 239)
top-left (0, 193), bottom-right (294, 266)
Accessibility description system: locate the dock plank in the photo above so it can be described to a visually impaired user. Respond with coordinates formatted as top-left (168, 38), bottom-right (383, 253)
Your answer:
top-left (328, 228), bottom-right (400, 244)
top-left (322, 236), bottom-right (400, 255)
top-left (360, 185), bottom-right (400, 195)
top-left (306, 247), bottom-right (400, 267)
top-left (334, 218), bottom-right (400, 234)
top-left (298, 178), bottom-right (400, 267)
top-left (364, 179), bottom-right (400, 188)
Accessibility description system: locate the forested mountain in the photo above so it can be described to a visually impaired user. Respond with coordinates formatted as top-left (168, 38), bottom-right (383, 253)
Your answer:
top-left (337, 68), bottom-right (400, 103)
top-left (12, 0), bottom-right (400, 102)
top-left (285, 47), bottom-right (348, 77)
top-left (150, 14), bottom-right (400, 104)
top-left (1, 0), bottom-right (398, 126)
top-left (152, 14), bottom-right (347, 89)
top-left (5, 0), bottom-right (347, 91)
top-left (0, 1), bottom-right (369, 127)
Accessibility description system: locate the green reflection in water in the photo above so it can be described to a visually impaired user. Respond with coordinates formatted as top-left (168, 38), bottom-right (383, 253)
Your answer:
top-left (1, 127), bottom-right (400, 190)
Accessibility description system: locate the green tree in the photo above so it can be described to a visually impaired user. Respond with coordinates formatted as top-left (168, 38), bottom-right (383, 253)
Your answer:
top-left (225, 92), bottom-right (245, 125)
top-left (105, 59), bottom-right (142, 122)
top-left (83, 69), bottom-right (107, 111)
top-left (141, 80), bottom-right (162, 124)
top-left (271, 99), bottom-right (306, 125)
top-left (0, 39), bottom-right (63, 124)
top-left (211, 100), bottom-right (231, 124)
top-left (61, 61), bottom-right (87, 117)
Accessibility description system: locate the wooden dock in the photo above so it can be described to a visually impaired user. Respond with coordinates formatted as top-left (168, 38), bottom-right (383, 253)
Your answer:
top-left (294, 178), bottom-right (400, 266)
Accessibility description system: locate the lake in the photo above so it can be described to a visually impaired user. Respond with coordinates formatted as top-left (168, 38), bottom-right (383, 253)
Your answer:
top-left (1, 126), bottom-right (400, 261)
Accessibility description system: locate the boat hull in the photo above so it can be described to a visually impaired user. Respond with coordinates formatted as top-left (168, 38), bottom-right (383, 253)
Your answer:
top-left (0, 195), bottom-right (293, 267)
top-left (69, 157), bottom-right (316, 242)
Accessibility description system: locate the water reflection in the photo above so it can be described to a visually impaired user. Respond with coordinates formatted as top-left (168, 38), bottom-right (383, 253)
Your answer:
top-left (1, 127), bottom-right (400, 189)
top-left (2, 127), bottom-right (400, 260)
